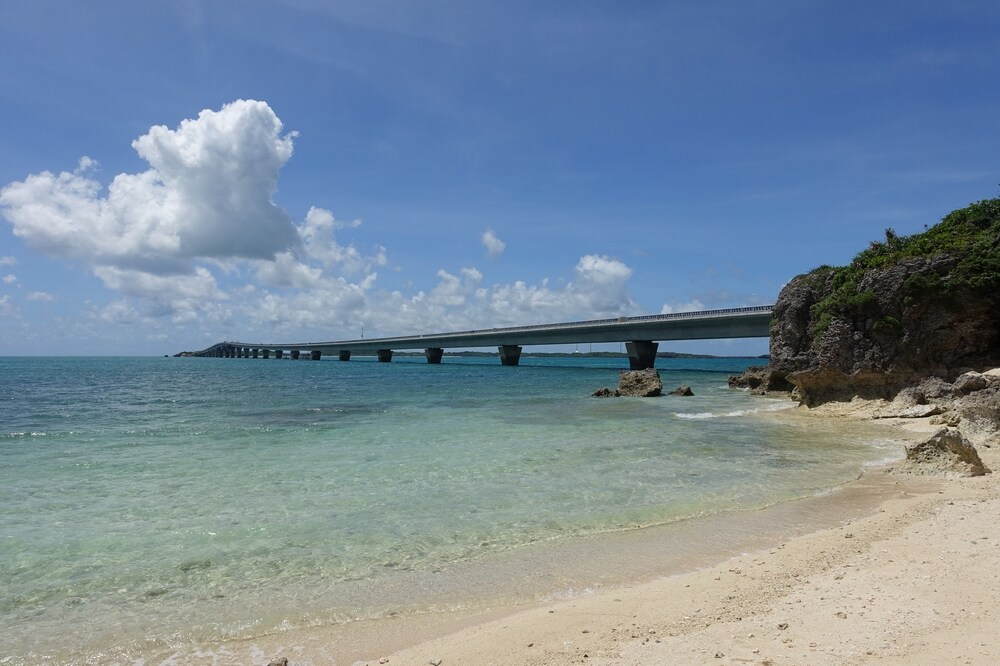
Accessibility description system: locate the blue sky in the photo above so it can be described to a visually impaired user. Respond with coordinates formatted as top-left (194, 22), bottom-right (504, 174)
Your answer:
top-left (1, 1), bottom-right (997, 356)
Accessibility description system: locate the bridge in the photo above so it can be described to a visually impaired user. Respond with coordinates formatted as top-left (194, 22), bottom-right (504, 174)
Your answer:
top-left (185, 305), bottom-right (773, 370)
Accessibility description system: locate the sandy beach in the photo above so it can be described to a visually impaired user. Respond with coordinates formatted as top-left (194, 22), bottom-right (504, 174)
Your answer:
top-left (323, 405), bottom-right (1000, 666)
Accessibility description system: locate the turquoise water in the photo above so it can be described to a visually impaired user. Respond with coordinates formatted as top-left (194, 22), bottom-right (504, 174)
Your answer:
top-left (0, 356), bottom-right (899, 663)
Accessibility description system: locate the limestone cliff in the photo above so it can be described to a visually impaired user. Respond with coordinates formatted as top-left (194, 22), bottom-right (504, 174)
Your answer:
top-left (743, 197), bottom-right (1000, 405)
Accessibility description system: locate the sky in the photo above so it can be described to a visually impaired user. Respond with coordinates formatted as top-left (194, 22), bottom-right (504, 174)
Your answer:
top-left (1, 1), bottom-right (998, 356)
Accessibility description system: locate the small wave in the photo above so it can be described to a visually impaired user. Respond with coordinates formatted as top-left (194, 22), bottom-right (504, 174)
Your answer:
top-left (674, 402), bottom-right (791, 420)
top-left (2, 431), bottom-right (50, 438)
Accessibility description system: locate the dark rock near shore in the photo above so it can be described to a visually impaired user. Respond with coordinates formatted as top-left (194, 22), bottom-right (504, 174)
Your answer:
top-left (591, 387), bottom-right (618, 398)
top-left (669, 385), bottom-right (695, 396)
top-left (893, 427), bottom-right (991, 477)
top-left (617, 369), bottom-right (663, 397)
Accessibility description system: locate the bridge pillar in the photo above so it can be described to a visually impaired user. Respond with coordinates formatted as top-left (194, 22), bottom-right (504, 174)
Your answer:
top-left (252, 348), bottom-right (259, 358)
top-left (626, 340), bottom-right (658, 370)
top-left (499, 345), bottom-right (522, 366)
top-left (262, 349), bottom-right (270, 359)
top-left (291, 350), bottom-right (300, 360)
top-left (377, 349), bottom-right (393, 363)
top-left (338, 350), bottom-right (351, 361)
top-left (311, 350), bottom-right (322, 361)
top-left (275, 349), bottom-right (284, 359)
top-left (242, 347), bottom-right (249, 358)
top-left (425, 347), bottom-right (444, 364)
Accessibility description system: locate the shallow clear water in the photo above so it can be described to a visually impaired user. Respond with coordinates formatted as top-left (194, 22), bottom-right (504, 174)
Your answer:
top-left (0, 356), bottom-right (900, 663)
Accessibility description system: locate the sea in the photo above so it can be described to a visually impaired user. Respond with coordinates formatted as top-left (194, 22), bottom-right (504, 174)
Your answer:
top-left (0, 355), bottom-right (905, 664)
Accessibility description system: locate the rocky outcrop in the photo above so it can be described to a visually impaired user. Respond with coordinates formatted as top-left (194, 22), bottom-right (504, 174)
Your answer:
top-left (617, 369), bottom-right (663, 397)
top-left (592, 370), bottom-right (663, 397)
top-left (763, 198), bottom-right (1000, 405)
top-left (891, 427), bottom-right (991, 477)
top-left (728, 365), bottom-right (794, 394)
top-left (669, 385), bottom-right (695, 396)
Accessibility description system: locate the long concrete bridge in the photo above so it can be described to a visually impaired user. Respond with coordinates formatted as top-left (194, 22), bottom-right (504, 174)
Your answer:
top-left (186, 305), bottom-right (773, 370)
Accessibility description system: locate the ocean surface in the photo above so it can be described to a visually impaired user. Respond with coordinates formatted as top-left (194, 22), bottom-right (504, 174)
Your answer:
top-left (0, 355), bottom-right (903, 664)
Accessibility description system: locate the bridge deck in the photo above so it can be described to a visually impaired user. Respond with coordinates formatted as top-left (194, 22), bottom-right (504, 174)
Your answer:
top-left (190, 305), bottom-right (772, 362)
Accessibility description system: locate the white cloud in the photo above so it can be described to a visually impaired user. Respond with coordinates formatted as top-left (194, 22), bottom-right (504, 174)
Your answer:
top-left (0, 99), bottom-right (300, 271)
top-left (481, 229), bottom-right (506, 257)
top-left (661, 300), bottom-right (705, 314)
top-left (2, 274), bottom-right (16, 284)
top-left (99, 299), bottom-right (145, 326)
top-left (0, 100), bottom-right (643, 343)
top-left (299, 206), bottom-right (379, 273)
top-left (26, 291), bottom-right (54, 302)
top-left (0, 295), bottom-right (12, 316)
top-left (0, 256), bottom-right (16, 266)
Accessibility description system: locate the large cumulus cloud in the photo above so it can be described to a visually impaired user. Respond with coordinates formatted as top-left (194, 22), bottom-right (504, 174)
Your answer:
top-left (1, 100), bottom-right (299, 271)
top-left (1, 100), bottom-right (643, 342)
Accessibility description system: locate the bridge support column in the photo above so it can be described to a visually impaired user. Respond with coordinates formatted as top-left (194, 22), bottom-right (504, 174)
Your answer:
top-left (425, 347), bottom-right (444, 364)
top-left (626, 340), bottom-right (658, 370)
top-left (311, 350), bottom-right (322, 361)
top-left (377, 349), bottom-right (393, 363)
top-left (499, 345), bottom-right (522, 366)
top-left (291, 350), bottom-right (300, 360)
top-left (242, 347), bottom-right (249, 358)
top-left (338, 350), bottom-right (351, 361)
top-left (262, 349), bottom-right (270, 359)
top-left (252, 348), bottom-right (259, 358)
top-left (275, 349), bottom-right (284, 359)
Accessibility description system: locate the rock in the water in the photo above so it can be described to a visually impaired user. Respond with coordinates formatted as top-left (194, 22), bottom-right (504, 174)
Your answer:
top-left (591, 387), bottom-right (618, 398)
top-left (727, 365), bottom-right (794, 394)
top-left (895, 427), bottom-right (991, 477)
top-left (617, 369), bottom-right (662, 397)
top-left (669, 385), bottom-right (694, 396)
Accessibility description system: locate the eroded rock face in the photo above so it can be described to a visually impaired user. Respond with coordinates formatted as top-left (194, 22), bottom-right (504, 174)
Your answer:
top-left (893, 427), bottom-right (991, 477)
top-left (768, 257), bottom-right (1000, 405)
top-left (616, 369), bottom-right (663, 397)
top-left (955, 384), bottom-right (1000, 447)
top-left (669, 385), bottom-right (695, 396)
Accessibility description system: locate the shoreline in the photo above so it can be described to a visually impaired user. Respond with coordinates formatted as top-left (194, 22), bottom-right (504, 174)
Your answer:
top-left (374, 405), bottom-right (999, 665)
top-left (228, 402), bottom-right (1000, 665)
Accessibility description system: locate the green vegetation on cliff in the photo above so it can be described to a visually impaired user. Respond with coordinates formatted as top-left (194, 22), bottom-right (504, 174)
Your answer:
top-left (809, 196), bottom-right (1000, 336)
